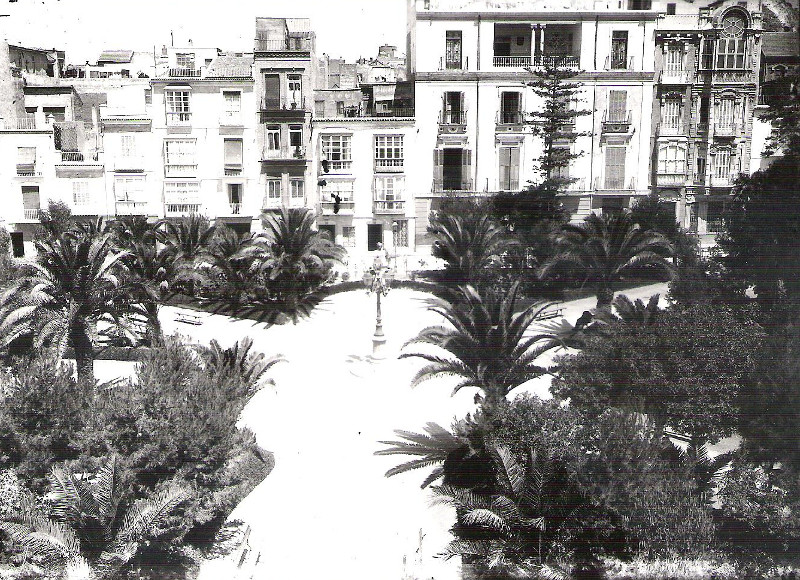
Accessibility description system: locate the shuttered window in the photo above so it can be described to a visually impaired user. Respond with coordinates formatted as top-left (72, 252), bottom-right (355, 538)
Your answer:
top-left (608, 91), bottom-right (627, 123)
top-left (662, 97), bottom-right (682, 129)
top-left (498, 146), bottom-right (520, 191)
top-left (665, 44), bottom-right (683, 73)
top-left (604, 146), bottom-right (626, 189)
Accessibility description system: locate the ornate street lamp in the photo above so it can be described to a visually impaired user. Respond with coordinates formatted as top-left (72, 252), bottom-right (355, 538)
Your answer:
top-left (362, 255), bottom-right (395, 358)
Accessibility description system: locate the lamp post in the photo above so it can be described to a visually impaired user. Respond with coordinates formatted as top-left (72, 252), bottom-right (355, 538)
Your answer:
top-left (391, 221), bottom-right (398, 273)
top-left (363, 257), bottom-right (394, 358)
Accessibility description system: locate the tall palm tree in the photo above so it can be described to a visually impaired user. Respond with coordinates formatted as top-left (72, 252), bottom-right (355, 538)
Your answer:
top-left (429, 212), bottom-right (518, 288)
top-left (0, 456), bottom-right (189, 579)
top-left (157, 214), bottom-right (217, 296)
top-left (191, 225), bottom-right (268, 309)
top-left (0, 233), bottom-right (131, 383)
top-left (400, 282), bottom-right (572, 415)
top-left (253, 208), bottom-right (344, 321)
top-left (539, 212), bottom-right (674, 309)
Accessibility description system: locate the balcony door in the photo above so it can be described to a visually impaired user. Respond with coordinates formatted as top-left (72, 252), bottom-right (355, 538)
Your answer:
top-left (500, 92), bottom-right (521, 124)
top-left (264, 74), bottom-right (281, 108)
top-left (22, 186), bottom-right (40, 210)
top-left (443, 92), bottom-right (464, 124)
top-left (604, 146), bottom-right (626, 189)
top-left (367, 223), bottom-right (383, 251)
top-left (608, 90), bottom-right (627, 123)
top-left (443, 148), bottom-right (463, 191)
top-left (611, 31), bottom-right (628, 69)
top-left (445, 31), bottom-right (462, 69)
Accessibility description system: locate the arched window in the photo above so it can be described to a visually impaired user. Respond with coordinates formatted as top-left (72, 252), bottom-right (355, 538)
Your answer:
top-left (717, 11), bottom-right (747, 69)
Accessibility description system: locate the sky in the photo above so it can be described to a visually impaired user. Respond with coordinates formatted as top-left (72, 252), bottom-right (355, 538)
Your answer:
top-left (0, 0), bottom-right (408, 64)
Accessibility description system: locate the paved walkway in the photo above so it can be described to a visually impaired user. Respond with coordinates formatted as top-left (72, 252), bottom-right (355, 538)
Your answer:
top-left (152, 282), bottom-right (669, 579)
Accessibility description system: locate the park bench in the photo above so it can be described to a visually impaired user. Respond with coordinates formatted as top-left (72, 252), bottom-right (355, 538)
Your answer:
top-left (540, 305), bottom-right (564, 320)
top-left (175, 311), bottom-right (203, 325)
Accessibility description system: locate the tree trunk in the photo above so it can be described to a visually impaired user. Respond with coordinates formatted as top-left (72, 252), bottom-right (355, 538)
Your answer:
top-left (146, 302), bottom-right (163, 347)
top-left (70, 322), bottom-right (95, 384)
top-left (596, 282), bottom-right (614, 310)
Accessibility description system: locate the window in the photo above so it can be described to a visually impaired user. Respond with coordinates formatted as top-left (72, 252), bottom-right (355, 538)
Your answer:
top-left (228, 183), bottom-right (243, 205)
top-left (263, 74), bottom-right (281, 108)
top-left (342, 226), bottom-right (356, 248)
top-left (10, 232), bottom-right (24, 258)
top-left (699, 96), bottom-right (710, 123)
top-left (21, 186), bottom-right (40, 209)
top-left (17, 147), bottom-right (36, 175)
top-left (176, 53), bottom-right (195, 70)
top-left (224, 139), bottom-right (243, 170)
top-left (442, 91), bottom-right (465, 124)
top-left (498, 146), bottom-right (520, 191)
top-left (445, 31), bottom-right (463, 69)
top-left (435, 148), bottom-right (471, 191)
top-left (604, 146), bottom-right (626, 189)
top-left (336, 101), bottom-right (345, 116)
top-left (266, 179), bottom-right (282, 205)
top-left (314, 101), bottom-right (325, 117)
top-left (716, 98), bottom-right (736, 130)
top-left (657, 142), bottom-right (686, 174)
top-left (706, 201), bottom-right (726, 233)
top-left (114, 176), bottom-right (145, 202)
top-left (662, 97), bottom-right (683, 129)
top-left (393, 220), bottom-right (409, 248)
top-left (688, 203), bottom-right (698, 232)
top-left (120, 135), bottom-right (137, 158)
top-left (611, 31), bottom-right (629, 69)
top-left (43, 107), bottom-right (66, 122)
top-left (164, 181), bottom-right (201, 213)
top-left (374, 175), bottom-right (405, 201)
top-left (290, 179), bottom-right (305, 203)
top-left (666, 3), bottom-right (676, 14)
top-left (608, 90), bottom-right (627, 122)
top-left (700, 37), bottom-right (715, 70)
top-left (323, 180), bottom-right (354, 202)
top-left (713, 149), bottom-right (731, 181)
top-left (72, 181), bottom-right (90, 206)
top-left (696, 157), bottom-right (706, 181)
top-left (144, 88), bottom-right (152, 104)
top-left (165, 88), bottom-right (191, 125)
top-left (716, 12), bottom-right (747, 69)
top-left (222, 91), bottom-right (242, 124)
top-left (374, 135), bottom-right (404, 170)
top-left (289, 125), bottom-right (303, 148)
top-left (321, 134), bottom-right (352, 171)
top-left (164, 139), bottom-right (197, 177)
top-left (500, 92), bottom-right (521, 124)
top-left (549, 146), bottom-right (570, 180)
top-left (266, 125), bottom-right (281, 152)
top-left (287, 74), bottom-right (302, 107)
top-left (665, 44), bottom-right (683, 73)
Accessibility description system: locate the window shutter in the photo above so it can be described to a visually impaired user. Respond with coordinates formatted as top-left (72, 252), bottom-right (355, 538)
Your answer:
top-left (264, 74), bottom-right (281, 107)
top-left (499, 148), bottom-right (510, 190)
top-left (462, 149), bottom-right (472, 189)
top-left (510, 147), bottom-right (520, 191)
top-left (608, 91), bottom-right (627, 122)
top-left (459, 92), bottom-right (465, 114)
top-left (433, 149), bottom-right (443, 187)
top-left (604, 147), bottom-right (626, 189)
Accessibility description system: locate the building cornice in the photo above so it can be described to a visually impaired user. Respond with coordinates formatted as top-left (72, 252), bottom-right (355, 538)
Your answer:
top-left (414, 71), bottom-right (656, 82)
top-left (150, 77), bottom-right (253, 83)
top-left (312, 117), bottom-right (415, 124)
top-left (416, 10), bottom-right (659, 21)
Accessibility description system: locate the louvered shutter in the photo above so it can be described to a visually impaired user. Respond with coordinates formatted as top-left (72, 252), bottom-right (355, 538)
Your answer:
top-left (433, 149), bottom-right (443, 190)
top-left (608, 91), bottom-right (627, 123)
top-left (604, 147), bottom-right (626, 189)
top-left (462, 149), bottom-right (472, 190)
top-left (264, 74), bottom-right (281, 108)
top-left (510, 147), bottom-right (520, 191)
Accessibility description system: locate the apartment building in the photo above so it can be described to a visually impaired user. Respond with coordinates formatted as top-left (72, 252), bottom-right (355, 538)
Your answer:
top-left (407, 0), bottom-right (659, 251)
top-left (652, 0), bottom-right (763, 250)
top-left (313, 81), bottom-right (416, 270)
top-left (254, 18), bottom-right (316, 221)
top-left (150, 49), bottom-right (258, 233)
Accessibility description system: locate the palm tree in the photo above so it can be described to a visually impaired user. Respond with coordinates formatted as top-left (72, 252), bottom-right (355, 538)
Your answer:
top-left (191, 225), bottom-right (268, 309)
top-left (400, 282), bottom-right (572, 415)
top-left (592, 293), bottom-right (662, 330)
top-left (253, 208), bottom-right (344, 321)
top-left (539, 213), bottom-right (674, 309)
top-left (429, 212), bottom-right (518, 288)
top-left (157, 214), bottom-right (217, 296)
top-left (0, 456), bottom-right (189, 579)
top-left (0, 233), bottom-right (131, 383)
top-left (194, 336), bottom-right (286, 393)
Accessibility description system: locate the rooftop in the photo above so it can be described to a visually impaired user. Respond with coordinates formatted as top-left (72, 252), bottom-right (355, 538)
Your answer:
top-left (97, 50), bottom-right (134, 64)
top-left (205, 55), bottom-right (253, 78)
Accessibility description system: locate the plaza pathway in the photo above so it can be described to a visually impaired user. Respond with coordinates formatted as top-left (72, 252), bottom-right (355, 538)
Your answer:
top-left (158, 282), bottom-right (670, 580)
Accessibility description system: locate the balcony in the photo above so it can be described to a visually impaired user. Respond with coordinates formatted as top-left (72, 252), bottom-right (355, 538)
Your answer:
top-left (255, 37), bottom-right (312, 53)
top-left (714, 123), bottom-right (741, 138)
top-left (3, 117), bottom-right (39, 131)
top-left (659, 68), bottom-right (691, 84)
top-left (594, 177), bottom-right (637, 192)
top-left (164, 164), bottom-right (198, 178)
top-left (288, 196), bottom-right (306, 209)
top-left (320, 200), bottom-right (355, 215)
top-left (373, 200), bottom-right (405, 214)
top-left (259, 96), bottom-right (307, 113)
top-left (496, 110), bottom-right (524, 126)
top-left (22, 208), bottom-right (41, 221)
top-left (166, 112), bottom-right (192, 127)
top-left (432, 179), bottom-right (475, 193)
top-left (438, 110), bottom-right (467, 134)
top-left (165, 203), bottom-right (202, 217)
top-left (224, 203), bottom-right (243, 215)
top-left (492, 55), bottom-right (579, 69)
top-left (263, 196), bottom-right (282, 210)
top-left (710, 175), bottom-right (732, 188)
top-left (16, 164), bottom-right (40, 177)
top-left (656, 173), bottom-right (687, 187)
top-left (604, 56), bottom-right (636, 71)
top-left (657, 122), bottom-right (686, 137)
top-left (261, 146), bottom-right (307, 161)
top-left (115, 201), bottom-right (149, 216)
top-left (374, 159), bottom-right (404, 173)
top-left (601, 111), bottom-right (632, 134)
top-left (438, 56), bottom-right (469, 71)
top-left (167, 68), bottom-right (202, 78)
top-left (60, 151), bottom-right (85, 163)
